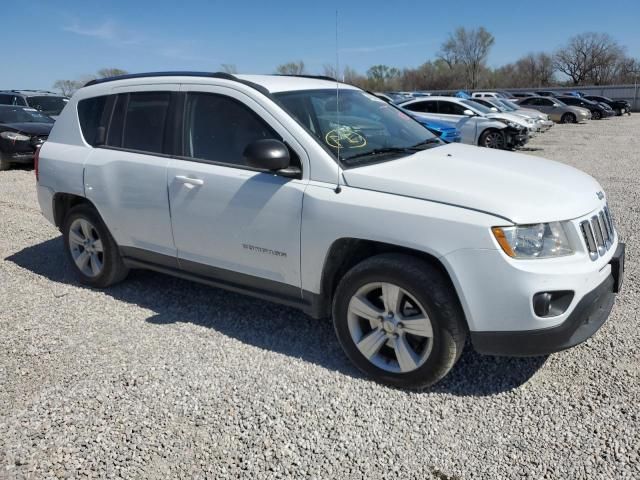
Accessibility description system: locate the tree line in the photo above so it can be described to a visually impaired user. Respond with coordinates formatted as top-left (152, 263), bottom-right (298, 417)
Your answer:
top-left (52, 29), bottom-right (639, 96)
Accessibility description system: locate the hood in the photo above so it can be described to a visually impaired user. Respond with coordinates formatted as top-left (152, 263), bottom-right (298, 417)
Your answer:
top-left (342, 143), bottom-right (603, 224)
top-left (517, 108), bottom-right (547, 120)
top-left (1, 122), bottom-right (53, 136)
top-left (485, 112), bottom-right (530, 128)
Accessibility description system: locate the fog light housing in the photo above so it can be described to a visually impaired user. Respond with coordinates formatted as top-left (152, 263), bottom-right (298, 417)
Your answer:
top-left (533, 291), bottom-right (574, 317)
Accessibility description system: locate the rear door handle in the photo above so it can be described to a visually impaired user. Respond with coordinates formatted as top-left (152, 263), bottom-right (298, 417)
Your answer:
top-left (175, 175), bottom-right (204, 186)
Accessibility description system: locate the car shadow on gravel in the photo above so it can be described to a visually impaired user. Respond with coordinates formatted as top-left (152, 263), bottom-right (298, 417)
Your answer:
top-left (7, 237), bottom-right (547, 396)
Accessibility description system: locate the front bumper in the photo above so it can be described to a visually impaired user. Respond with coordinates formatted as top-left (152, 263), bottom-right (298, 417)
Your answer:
top-left (470, 243), bottom-right (624, 356)
top-left (505, 127), bottom-right (528, 147)
top-left (4, 151), bottom-right (35, 164)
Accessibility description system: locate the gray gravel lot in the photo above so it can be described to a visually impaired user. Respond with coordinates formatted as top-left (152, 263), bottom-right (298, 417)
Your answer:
top-left (1, 116), bottom-right (639, 479)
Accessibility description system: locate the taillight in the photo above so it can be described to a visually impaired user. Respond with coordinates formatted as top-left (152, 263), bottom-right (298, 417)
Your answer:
top-left (34, 146), bottom-right (41, 182)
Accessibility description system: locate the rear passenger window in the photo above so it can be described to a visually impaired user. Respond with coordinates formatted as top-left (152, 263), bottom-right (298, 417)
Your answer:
top-left (183, 93), bottom-right (279, 167)
top-left (78, 96), bottom-right (107, 146)
top-left (110, 92), bottom-right (170, 154)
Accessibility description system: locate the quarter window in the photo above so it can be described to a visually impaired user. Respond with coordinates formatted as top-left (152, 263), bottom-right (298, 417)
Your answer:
top-left (78, 96), bottom-right (108, 146)
top-left (183, 93), bottom-right (279, 167)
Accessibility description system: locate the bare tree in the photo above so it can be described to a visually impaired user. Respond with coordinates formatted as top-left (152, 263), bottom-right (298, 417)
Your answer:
top-left (438, 27), bottom-right (495, 88)
top-left (96, 68), bottom-right (128, 78)
top-left (275, 61), bottom-right (306, 75)
top-left (322, 63), bottom-right (337, 79)
top-left (220, 64), bottom-right (238, 74)
top-left (554, 33), bottom-right (623, 85)
top-left (52, 79), bottom-right (83, 96)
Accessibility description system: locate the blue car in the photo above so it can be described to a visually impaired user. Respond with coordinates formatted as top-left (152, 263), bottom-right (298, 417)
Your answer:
top-left (410, 115), bottom-right (461, 143)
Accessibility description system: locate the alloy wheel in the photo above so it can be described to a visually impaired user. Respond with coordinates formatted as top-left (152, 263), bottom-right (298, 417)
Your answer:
top-left (68, 218), bottom-right (104, 277)
top-left (484, 131), bottom-right (505, 149)
top-left (347, 282), bottom-right (434, 374)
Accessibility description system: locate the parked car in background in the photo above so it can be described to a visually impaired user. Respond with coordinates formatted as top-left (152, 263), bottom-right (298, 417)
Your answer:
top-left (0, 105), bottom-right (53, 170)
top-left (515, 96), bottom-right (591, 123)
top-left (471, 92), bottom-right (502, 98)
top-left (584, 95), bottom-right (631, 116)
top-left (400, 97), bottom-right (527, 149)
top-left (408, 115), bottom-right (462, 143)
top-left (472, 97), bottom-right (553, 132)
top-left (535, 91), bottom-right (559, 97)
top-left (0, 90), bottom-right (69, 118)
top-left (510, 92), bottom-right (537, 98)
top-left (558, 96), bottom-right (613, 120)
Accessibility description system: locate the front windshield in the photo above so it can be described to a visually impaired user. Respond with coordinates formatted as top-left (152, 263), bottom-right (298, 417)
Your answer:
top-left (486, 100), bottom-right (508, 112)
top-left (0, 107), bottom-right (54, 124)
top-left (499, 99), bottom-right (521, 110)
top-left (275, 89), bottom-right (439, 165)
top-left (26, 96), bottom-right (68, 115)
top-left (461, 99), bottom-right (492, 114)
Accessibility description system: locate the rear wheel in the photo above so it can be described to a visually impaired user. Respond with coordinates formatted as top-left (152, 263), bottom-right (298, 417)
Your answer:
top-left (332, 254), bottom-right (467, 389)
top-left (0, 152), bottom-right (10, 171)
top-left (561, 113), bottom-right (576, 124)
top-left (63, 204), bottom-right (129, 288)
top-left (479, 129), bottom-right (506, 149)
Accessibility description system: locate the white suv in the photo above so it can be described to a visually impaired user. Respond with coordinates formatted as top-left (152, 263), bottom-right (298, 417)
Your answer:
top-left (36, 72), bottom-right (625, 388)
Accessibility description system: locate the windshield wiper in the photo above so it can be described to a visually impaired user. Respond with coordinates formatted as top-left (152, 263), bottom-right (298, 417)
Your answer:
top-left (343, 147), bottom-right (415, 162)
top-left (409, 138), bottom-right (442, 149)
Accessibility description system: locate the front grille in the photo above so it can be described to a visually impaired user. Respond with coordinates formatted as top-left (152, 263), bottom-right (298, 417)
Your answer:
top-left (580, 205), bottom-right (615, 261)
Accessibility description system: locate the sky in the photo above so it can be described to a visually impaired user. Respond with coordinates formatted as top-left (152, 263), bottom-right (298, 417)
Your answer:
top-left (2, 0), bottom-right (640, 90)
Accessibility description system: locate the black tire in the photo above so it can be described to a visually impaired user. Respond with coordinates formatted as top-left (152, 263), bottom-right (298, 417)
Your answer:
top-left (561, 113), bottom-right (576, 124)
top-left (62, 203), bottom-right (129, 288)
top-left (614, 108), bottom-right (622, 116)
top-left (332, 253), bottom-right (467, 389)
top-left (0, 152), bottom-right (10, 171)
top-left (478, 129), bottom-right (506, 150)
top-left (592, 110), bottom-right (601, 120)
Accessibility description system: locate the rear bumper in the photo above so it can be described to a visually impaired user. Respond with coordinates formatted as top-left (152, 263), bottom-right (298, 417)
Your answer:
top-left (470, 243), bottom-right (624, 357)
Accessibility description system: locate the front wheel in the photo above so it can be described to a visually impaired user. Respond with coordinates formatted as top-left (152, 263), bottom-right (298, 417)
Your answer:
top-left (592, 110), bottom-right (602, 120)
top-left (479, 129), bottom-right (506, 149)
top-left (561, 113), bottom-right (576, 124)
top-left (332, 254), bottom-right (467, 389)
top-left (614, 108), bottom-right (622, 116)
top-left (63, 204), bottom-right (129, 288)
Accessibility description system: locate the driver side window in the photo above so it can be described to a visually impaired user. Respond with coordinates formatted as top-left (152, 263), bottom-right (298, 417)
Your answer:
top-left (438, 101), bottom-right (466, 115)
top-left (183, 93), bottom-right (287, 168)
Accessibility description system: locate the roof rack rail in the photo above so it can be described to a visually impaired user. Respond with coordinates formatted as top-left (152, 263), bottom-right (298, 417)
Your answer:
top-left (273, 74), bottom-right (338, 82)
top-left (82, 71), bottom-right (270, 96)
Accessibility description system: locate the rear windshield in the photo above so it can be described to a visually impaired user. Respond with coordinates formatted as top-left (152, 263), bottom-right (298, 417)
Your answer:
top-left (27, 96), bottom-right (69, 115)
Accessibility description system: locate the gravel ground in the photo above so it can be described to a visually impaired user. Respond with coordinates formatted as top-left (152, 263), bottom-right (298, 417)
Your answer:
top-left (1, 115), bottom-right (639, 479)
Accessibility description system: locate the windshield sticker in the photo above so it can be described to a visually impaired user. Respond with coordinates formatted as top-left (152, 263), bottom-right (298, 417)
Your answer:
top-left (24, 108), bottom-right (37, 112)
top-left (325, 127), bottom-right (367, 149)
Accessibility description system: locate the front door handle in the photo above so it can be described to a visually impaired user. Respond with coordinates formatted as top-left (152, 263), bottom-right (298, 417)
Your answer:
top-left (175, 175), bottom-right (204, 186)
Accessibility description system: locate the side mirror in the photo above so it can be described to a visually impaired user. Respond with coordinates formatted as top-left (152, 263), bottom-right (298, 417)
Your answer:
top-left (553, 103), bottom-right (560, 107)
top-left (243, 139), bottom-right (299, 177)
top-left (463, 109), bottom-right (475, 116)
top-left (490, 107), bottom-right (498, 112)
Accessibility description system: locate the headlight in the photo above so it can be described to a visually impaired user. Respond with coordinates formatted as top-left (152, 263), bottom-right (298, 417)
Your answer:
top-left (492, 222), bottom-right (573, 259)
top-left (0, 131), bottom-right (30, 141)
top-left (526, 118), bottom-right (534, 124)
top-left (497, 119), bottom-right (519, 128)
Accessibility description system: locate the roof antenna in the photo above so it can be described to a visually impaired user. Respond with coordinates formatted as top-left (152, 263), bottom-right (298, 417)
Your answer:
top-left (334, 8), bottom-right (342, 194)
